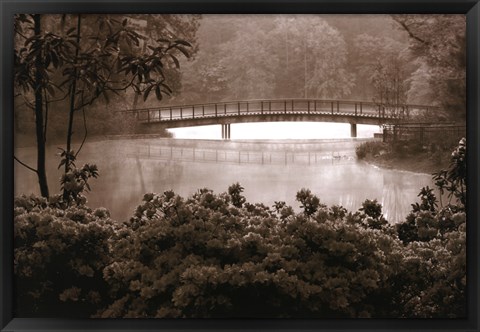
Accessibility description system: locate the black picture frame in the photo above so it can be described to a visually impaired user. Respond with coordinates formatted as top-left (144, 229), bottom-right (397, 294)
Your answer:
top-left (1, 0), bottom-right (479, 331)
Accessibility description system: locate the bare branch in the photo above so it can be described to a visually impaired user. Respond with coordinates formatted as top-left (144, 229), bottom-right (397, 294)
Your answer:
top-left (14, 29), bottom-right (29, 40)
top-left (14, 156), bottom-right (38, 173)
top-left (392, 17), bottom-right (429, 45)
top-left (21, 95), bottom-right (36, 109)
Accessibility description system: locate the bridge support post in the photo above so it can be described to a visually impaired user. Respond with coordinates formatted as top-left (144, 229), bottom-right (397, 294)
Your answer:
top-left (221, 124), bottom-right (231, 140)
top-left (350, 123), bottom-right (357, 138)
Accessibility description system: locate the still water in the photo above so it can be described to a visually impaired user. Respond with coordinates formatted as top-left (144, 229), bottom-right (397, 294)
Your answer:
top-left (15, 138), bottom-right (433, 223)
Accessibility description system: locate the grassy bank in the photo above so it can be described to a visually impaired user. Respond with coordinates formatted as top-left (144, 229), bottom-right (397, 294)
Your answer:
top-left (356, 140), bottom-right (453, 174)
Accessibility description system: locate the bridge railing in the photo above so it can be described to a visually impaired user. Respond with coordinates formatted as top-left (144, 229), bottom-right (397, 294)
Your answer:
top-left (122, 99), bottom-right (438, 124)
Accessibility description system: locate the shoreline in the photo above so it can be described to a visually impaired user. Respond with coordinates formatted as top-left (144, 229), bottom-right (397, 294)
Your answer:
top-left (361, 153), bottom-right (447, 175)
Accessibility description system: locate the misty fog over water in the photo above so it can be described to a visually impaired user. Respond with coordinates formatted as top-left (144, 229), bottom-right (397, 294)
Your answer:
top-left (15, 136), bottom-right (433, 223)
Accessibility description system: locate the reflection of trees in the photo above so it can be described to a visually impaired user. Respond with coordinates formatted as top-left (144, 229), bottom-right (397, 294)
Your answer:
top-left (338, 194), bottom-right (364, 213)
top-left (382, 180), bottom-right (409, 223)
top-left (381, 172), bottom-right (428, 223)
top-left (337, 170), bottom-right (432, 223)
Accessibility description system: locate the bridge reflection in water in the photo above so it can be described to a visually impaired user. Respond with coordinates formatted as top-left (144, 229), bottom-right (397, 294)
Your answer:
top-left (127, 144), bottom-right (354, 166)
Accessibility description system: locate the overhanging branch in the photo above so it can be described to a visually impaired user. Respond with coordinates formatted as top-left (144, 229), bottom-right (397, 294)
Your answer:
top-left (14, 156), bottom-right (38, 174)
top-left (392, 18), bottom-right (429, 46)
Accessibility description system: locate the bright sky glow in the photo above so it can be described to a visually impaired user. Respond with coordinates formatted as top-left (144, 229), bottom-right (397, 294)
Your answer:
top-left (168, 122), bottom-right (382, 140)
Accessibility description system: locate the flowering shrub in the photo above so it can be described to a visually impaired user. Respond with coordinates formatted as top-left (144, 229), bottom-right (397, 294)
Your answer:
top-left (433, 137), bottom-right (466, 206)
top-left (99, 188), bottom-right (404, 318)
top-left (58, 148), bottom-right (99, 206)
top-left (398, 222), bottom-right (466, 318)
top-left (296, 188), bottom-right (322, 216)
top-left (394, 138), bottom-right (467, 317)
top-left (397, 138), bottom-right (466, 244)
top-left (14, 195), bottom-right (116, 317)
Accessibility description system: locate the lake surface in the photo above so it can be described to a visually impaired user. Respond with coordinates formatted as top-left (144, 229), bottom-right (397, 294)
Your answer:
top-left (15, 138), bottom-right (434, 223)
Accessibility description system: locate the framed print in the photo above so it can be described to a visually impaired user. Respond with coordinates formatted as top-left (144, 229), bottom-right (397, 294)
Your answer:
top-left (1, 0), bottom-right (479, 331)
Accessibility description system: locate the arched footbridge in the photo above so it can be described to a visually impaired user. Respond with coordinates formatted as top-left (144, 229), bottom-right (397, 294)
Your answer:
top-left (123, 99), bottom-right (439, 139)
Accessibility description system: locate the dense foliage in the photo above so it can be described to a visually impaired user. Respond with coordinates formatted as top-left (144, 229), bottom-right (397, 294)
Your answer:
top-left (14, 196), bottom-right (118, 317)
top-left (355, 141), bottom-right (386, 160)
top-left (355, 134), bottom-right (462, 174)
top-left (14, 140), bottom-right (466, 318)
top-left (392, 15), bottom-right (466, 121)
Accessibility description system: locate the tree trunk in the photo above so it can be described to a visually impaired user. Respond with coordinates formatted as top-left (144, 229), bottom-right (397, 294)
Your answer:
top-left (63, 14), bottom-right (82, 200)
top-left (285, 18), bottom-right (289, 97)
top-left (65, 14), bottom-right (82, 175)
top-left (304, 34), bottom-right (307, 99)
top-left (33, 14), bottom-right (49, 198)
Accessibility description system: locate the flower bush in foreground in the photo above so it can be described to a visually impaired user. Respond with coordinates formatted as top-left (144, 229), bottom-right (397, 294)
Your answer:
top-left (14, 195), bottom-right (118, 317)
top-left (100, 187), bottom-right (405, 318)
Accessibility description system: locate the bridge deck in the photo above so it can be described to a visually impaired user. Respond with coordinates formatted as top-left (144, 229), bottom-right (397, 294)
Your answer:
top-left (123, 99), bottom-right (438, 128)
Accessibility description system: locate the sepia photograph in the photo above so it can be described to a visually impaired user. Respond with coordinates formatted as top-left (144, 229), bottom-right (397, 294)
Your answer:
top-left (12, 13), bottom-right (467, 319)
